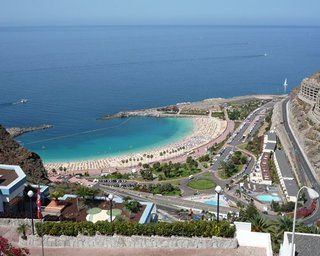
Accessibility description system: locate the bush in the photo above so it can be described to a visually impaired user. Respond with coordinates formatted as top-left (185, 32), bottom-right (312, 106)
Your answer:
top-left (35, 220), bottom-right (235, 238)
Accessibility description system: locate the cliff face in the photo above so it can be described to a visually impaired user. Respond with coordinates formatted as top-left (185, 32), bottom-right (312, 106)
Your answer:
top-left (0, 125), bottom-right (48, 183)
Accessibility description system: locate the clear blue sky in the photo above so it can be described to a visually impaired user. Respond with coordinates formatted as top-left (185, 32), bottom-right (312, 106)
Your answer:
top-left (1, 0), bottom-right (320, 26)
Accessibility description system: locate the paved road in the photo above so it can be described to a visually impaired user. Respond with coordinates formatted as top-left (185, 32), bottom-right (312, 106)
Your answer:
top-left (99, 185), bottom-right (238, 216)
top-left (282, 98), bottom-right (320, 224)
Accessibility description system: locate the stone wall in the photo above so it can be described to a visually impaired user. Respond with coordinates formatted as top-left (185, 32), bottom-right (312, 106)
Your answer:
top-left (19, 234), bottom-right (238, 249)
top-left (0, 218), bottom-right (39, 227)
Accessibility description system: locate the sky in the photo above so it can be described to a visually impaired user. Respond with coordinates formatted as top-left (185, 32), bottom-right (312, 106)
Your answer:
top-left (1, 0), bottom-right (320, 27)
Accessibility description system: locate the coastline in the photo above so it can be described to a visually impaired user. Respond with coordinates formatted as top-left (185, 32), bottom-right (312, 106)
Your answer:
top-left (35, 94), bottom-right (280, 173)
top-left (44, 116), bottom-right (228, 173)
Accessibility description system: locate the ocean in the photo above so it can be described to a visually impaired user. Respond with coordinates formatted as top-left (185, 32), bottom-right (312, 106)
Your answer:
top-left (0, 25), bottom-right (319, 162)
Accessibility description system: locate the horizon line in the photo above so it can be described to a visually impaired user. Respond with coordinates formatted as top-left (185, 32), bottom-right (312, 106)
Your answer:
top-left (1, 24), bottom-right (320, 29)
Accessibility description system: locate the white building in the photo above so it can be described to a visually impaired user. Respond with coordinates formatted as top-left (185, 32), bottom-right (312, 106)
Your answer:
top-left (0, 164), bottom-right (26, 212)
top-left (274, 150), bottom-right (299, 202)
top-left (235, 222), bottom-right (273, 256)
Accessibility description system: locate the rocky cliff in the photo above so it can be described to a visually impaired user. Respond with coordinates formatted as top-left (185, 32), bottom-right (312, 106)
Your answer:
top-left (289, 77), bottom-right (320, 177)
top-left (0, 125), bottom-right (48, 183)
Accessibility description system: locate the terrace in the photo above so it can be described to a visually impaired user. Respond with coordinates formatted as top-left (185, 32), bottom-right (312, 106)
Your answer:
top-left (42, 195), bottom-right (156, 224)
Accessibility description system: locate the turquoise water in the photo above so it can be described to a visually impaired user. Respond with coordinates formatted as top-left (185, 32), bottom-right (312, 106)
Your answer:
top-left (19, 117), bottom-right (193, 163)
top-left (1, 26), bottom-right (320, 163)
top-left (256, 194), bottom-right (281, 202)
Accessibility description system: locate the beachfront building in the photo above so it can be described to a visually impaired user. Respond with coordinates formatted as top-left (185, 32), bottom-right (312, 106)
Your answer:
top-left (274, 150), bottom-right (299, 202)
top-left (0, 164), bottom-right (26, 213)
top-left (279, 232), bottom-right (320, 256)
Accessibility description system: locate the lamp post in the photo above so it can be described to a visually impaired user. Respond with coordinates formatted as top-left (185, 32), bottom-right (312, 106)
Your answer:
top-left (108, 194), bottom-right (114, 222)
top-left (27, 190), bottom-right (34, 235)
top-left (215, 185), bottom-right (222, 222)
top-left (291, 186), bottom-right (319, 256)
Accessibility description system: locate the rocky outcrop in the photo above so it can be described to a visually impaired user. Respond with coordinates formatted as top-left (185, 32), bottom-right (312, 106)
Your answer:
top-left (0, 125), bottom-right (48, 183)
top-left (6, 124), bottom-right (53, 138)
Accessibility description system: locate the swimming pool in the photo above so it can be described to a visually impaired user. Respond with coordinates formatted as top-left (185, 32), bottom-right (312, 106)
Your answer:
top-left (256, 194), bottom-right (281, 202)
top-left (185, 195), bottom-right (228, 207)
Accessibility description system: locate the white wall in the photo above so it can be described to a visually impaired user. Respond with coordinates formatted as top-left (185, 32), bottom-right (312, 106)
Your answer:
top-left (235, 222), bottom-right (273, 256)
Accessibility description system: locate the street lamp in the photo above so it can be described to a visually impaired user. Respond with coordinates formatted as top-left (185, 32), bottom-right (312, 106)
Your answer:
top-left (27, 190), bottom-right (34, 235)
top-left (291, 186), bottom-right (319, 256)
top-left (108, 194), bottom-right (114, 222)
top-left (215, 185), bottom-right (222, 222)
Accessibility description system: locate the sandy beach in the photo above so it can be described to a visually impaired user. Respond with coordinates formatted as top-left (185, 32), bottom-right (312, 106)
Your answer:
top-left (45, 116), bottom-right (228, 173)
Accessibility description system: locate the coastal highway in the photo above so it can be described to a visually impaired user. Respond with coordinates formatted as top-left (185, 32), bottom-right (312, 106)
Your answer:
top-left (282, 98), bottom-right (320, 224)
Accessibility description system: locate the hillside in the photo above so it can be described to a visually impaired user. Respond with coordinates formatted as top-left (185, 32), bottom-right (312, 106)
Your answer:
top-left (289, 78), bottom-right (320, 178)
top-left (0, 125), bottom-right (48, 183)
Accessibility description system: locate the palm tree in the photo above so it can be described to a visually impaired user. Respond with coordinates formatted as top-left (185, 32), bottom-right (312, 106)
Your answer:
top-left (17, 223), bottom-right (29, 240)
top-left (249, 214), bottom-right (272, 233)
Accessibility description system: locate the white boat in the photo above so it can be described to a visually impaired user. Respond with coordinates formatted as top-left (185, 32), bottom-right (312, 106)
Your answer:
top-left (283, 78), bottom-right (288, 93)
top-left (19, 99), bottom-right (28, 104)
top-left (264, 53), bottom-right (268, 56)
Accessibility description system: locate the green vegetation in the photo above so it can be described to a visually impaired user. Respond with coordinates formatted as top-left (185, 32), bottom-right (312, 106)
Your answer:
top-left (17, 223), bottom-right (30, 240)
top-left (245, 135), bottom-right (263, 156)
top-left (264, 110), bottom-right (273, 132)
top-left (269, 158), bottom-right (279, 184)
top-left (140, 157), bottom-right (200, 181)
top-left (180, 109), bottom-right (209, 116)
top-left (50, 190), bottom-right (63, 200)
top-left (227, 99), bottom-right (269, 120)
top-left (208, 138), bottom-right (227, 155)
top-left (75, 186), bottom-right (100, 199)
top-left (211, 111), bottom-right (225, 120)
top-left (124, 199), bottom-right (142, 213)
top-left (198, 154), bottom-right (210, 162)
top-left (218, 151), bottom-right (247, 179)
top-left (187, 179), bottom-right (215, 190)
top-left (270, 201), bottom-right (295, 213)
top-left (35, 220), bottom-right (235, 238)
top-left (101, 171), bottom-right (131, 180)
top-left (134, 183), bottom-right (181, 196)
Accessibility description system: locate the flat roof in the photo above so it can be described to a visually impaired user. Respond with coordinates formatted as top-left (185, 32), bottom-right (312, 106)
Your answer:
top-left (274, 150), bottom-right (294, 178)
top-left (264, 142), bottom-right (276, 150)
top-left (0, 168), bottom-right (18, 186)
top-left (286, 232), bottom-right (320, 256)
top-left (266, 131), bottom-right (277, 142)
top-left (283, 179), bottom-right (299, 196)
top-left (0, 164), bottom-right (27, 196)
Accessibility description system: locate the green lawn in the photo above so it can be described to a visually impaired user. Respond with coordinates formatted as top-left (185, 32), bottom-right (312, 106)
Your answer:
top-left (187, 179), bottom-right (215, 190)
